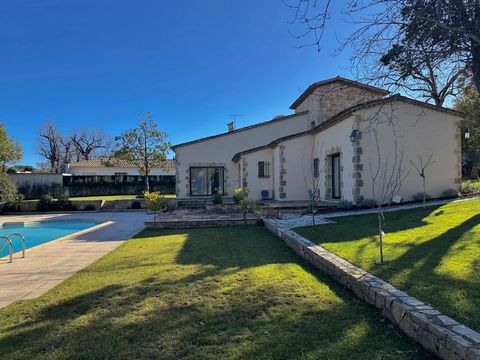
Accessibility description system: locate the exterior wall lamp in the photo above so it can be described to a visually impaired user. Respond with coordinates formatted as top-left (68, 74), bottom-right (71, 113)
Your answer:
top-left (464, 129), bottom-right (470, 139)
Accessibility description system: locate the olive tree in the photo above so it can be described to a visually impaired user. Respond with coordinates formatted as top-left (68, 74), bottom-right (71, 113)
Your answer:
top-left (144, 191), bottom-right (168, 226)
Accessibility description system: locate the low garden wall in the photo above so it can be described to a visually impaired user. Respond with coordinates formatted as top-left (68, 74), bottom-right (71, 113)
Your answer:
top-left (1, 199), bottom-right (148, 213)
top-left (264, 219), bottom-right (480, 360)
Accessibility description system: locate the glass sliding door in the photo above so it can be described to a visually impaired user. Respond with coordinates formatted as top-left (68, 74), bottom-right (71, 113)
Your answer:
top-left (190, 167), bottom-right (224, 196)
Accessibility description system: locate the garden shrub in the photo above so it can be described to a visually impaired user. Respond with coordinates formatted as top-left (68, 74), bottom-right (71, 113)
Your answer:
top-left (131, 201), bottom-right (142, 209)
top-left (238, 197), bottom-right (259, 225)
top-left (233, 188), bottom-right (248, 204)
top-left (412, 192), bottom-right (431, 202)
top-left (84, 204), bottom-right (97, 211)
top-left (360, 198), bottom-right (377, 208)
top-left (0, 173), bottom-right (19, 203)
top-left (2, 192), bottom-right (25, 213)
top-left (18, 183), bottom-right (62, 200)
top-left (56, 189), bottom-right (71, 209)
top-left (36, 194), bottom-right (56, 212)
top-left (460, 181), bottom-right (480, 195)
top-left (442, 188), bottom-right (458, 198)
top-left (212, 193), bottom-right (223, 204)
top-left (144, 192), bottom-right (168, 225)
top-left (337, 200), bottom-right (354, 210)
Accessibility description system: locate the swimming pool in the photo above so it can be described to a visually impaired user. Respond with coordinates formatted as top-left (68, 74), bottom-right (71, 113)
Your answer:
top-left (0, 220), bottom-right (100, 258)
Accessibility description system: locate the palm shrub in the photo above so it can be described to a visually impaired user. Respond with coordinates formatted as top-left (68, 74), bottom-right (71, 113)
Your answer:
top-left (144, 191), bottom-right (168, 226)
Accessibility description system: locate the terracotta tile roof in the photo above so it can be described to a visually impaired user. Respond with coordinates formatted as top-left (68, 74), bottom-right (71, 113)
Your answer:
top-left (289, 76), bottom-right (390, 110)
top-left (232, 94), bottom-right (464, 162)
top-left (68, 158), bottom-right (175, 169)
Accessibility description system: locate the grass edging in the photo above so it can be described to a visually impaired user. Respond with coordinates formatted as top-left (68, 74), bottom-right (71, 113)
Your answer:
top-left (263, 219), bottom-right (480, 360)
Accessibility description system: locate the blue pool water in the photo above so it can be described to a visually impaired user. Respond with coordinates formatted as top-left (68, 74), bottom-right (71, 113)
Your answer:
top-left (0, 220), bottom-right (100, 258)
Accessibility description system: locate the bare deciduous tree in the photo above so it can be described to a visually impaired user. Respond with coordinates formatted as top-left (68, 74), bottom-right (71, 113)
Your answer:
top-left (60, 135), bottom-right (75, 166)
top-left (410, 153), bottom-right (435, 208)
top-left (365, 123), bottom-right (409, 265)
top-left (303, 139), bottom-right (325, 230)
top-left (36, 121), bottom-right (61, 170)
top-left (71, 128), bottom-right (111, 161)
top-left (286, 0), bottom-right (478, 101)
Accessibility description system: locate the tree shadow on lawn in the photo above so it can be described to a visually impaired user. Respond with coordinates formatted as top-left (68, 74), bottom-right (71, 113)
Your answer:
top-left (313, 205), bottom-right (444, 246)
top-left (298, 208), bottom-right (480, 332)
top-left (0, 227), bottom-right (427, 359)
top-left (374, 213), bottom-right (480, 331)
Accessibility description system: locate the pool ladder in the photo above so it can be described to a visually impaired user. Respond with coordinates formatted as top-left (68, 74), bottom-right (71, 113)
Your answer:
top-left (0, 233), bottom-right (25, 263)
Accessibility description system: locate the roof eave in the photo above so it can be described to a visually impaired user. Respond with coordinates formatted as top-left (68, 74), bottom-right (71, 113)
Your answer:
top-left (172, 111), bottom-right (308, 150)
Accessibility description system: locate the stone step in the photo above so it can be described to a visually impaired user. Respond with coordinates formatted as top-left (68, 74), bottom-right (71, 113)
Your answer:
top-left (176, 199), bottom-right (207, 210)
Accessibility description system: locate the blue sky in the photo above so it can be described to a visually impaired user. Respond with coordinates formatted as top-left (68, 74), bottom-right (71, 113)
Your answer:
top-left (0, 0), bottom-right (355, 165)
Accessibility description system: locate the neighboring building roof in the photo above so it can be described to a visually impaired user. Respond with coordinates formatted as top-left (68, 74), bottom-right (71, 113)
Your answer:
top-left (233, 94), bottom-right (464, 162)
top-left (289, 76), bottom-right (391, 110)
top-left (68, 158), bottom-right (175, 169)
top-left (171, 111), bottom-right (309, 150)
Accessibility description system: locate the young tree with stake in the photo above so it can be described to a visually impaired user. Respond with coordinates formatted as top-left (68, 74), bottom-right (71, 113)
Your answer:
top-left (366, 125), bottom-right (409, 265)
top-left (410, 153), bottom-right (435, 208)
top-left (303, 140), bottom-right (325, 230)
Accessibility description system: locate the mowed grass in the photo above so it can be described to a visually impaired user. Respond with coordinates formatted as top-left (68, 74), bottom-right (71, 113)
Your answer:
top-left (295, 199), bottom-right (480, 332)
top-left (69, 194), bottom-right (176, 201)
top-left (0, 227), bottom-right (426, 359)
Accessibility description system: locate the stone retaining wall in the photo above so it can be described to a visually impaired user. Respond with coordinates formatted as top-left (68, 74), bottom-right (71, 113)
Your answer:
top-left (264, 219), bottom-right (480, 360)
top-left (145, 218), bottom-right (262, 229)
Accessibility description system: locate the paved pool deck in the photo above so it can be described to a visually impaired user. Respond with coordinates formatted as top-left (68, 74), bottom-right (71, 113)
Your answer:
top-left (0, 212), bottom-right (150, 309)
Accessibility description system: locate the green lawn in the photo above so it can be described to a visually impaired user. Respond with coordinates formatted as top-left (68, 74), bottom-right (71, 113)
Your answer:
top-left (0, 228), bottom-right (425, 359)
top-left (69, 194), bottom-right (176, 201)
top-left (295, 199), bottom-right (480, 332)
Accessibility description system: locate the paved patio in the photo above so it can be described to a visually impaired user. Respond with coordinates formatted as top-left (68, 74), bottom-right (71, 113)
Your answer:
top-left (0, 212), bottom-right (150, 309)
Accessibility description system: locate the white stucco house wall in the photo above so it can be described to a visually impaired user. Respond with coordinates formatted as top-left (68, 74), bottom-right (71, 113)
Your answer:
top-left (172, 76), bottom-right (463, 204)
top-left (66, 159), bottom-right (175, 176)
